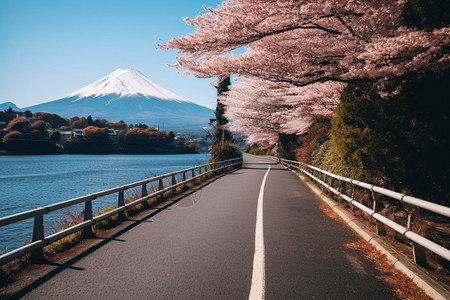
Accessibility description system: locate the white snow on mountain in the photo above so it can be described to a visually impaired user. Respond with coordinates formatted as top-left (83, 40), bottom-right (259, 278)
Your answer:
top-left (66, 68), bottom-right (189, 102)
top-left (24, 68), bottom-right (213, 131)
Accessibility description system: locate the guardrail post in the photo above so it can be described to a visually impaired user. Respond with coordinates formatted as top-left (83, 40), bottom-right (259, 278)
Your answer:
top-left (171, 174), bottom-right (177, 194)
top-left (329, 177), bottom-right (335, 193)
top-left (412, 242), bottom-right (428, 267)
top-left (171, 174), bottom-right (176, 186)
top-left (141, 184), bottom-right (148, 208)
top-left (405, 209), bottom-right (428, 267)
top-left (158, 178), bottom-right (164, 191)
top-left (182, 171), bottom-right (187, 182)
top-left (350, 185), bottom-right (356, 213)
top-left (371, 190), bottom-right (386, 236)
top-left (82, 200), bottom-right (95, 238)
top-left (118, 190), bottom-right (126, 221)
top-left (191, 169), bottom-right (195, 178)
top-left (30, 214), bottom-right (45, 262)
top-left (338, 181), bottom-right (344, 205)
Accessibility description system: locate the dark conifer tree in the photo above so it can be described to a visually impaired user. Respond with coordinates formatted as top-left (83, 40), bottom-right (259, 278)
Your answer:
top-left (87, 115), bottom-right (94, 126)
top-left (212, 76), bottom-right (232, 145)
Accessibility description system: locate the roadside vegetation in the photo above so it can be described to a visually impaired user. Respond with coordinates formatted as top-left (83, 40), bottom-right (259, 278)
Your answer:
top-left (243, 144), bottom-right (273, 156)
top-left (207, 77), bottom-right (242, 163)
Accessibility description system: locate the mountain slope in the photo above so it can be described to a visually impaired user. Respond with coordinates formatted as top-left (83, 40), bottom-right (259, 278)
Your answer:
top-left (0, 102), bottom-right (21, 111)
top-left (25, 68), bottom-right (213, 131)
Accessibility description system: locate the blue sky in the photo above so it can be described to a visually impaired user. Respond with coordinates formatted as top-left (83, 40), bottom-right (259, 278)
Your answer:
top-left (0, 0), bottom-right (223, 109)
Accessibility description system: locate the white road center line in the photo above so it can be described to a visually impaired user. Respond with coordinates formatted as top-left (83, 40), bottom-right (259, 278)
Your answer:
top-left (249, 165), bottom-right (270, 300)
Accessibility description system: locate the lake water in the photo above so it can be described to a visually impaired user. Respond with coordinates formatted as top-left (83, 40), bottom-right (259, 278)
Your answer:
top-left (0, 154), bottom-right (209, 252)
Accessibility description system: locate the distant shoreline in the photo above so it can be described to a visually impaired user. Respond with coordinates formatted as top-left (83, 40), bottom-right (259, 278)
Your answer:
top-left (0, 148), bottom-right (199, 156)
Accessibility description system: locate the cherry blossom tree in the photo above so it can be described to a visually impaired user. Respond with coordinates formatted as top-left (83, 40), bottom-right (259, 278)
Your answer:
top-left (162, 0), bottom-right (448, 88)
top-left (221, 78), bottom-right (343, 144)
top-left (160, 0), bottom-right (449, 144)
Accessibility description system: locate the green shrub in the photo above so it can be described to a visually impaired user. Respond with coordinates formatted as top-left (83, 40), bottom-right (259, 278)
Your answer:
top-left (175, 184), bottom-right (186, 194)
top-left (162, 190), bottom-right (173, 199)
top-left (44, 233), bottom-right (82, 256)
top-left (209, 141), bottom-right (242, 162)
top-left (147, 195), bottom-right (161, 207)
top-left (126, 203), bottom-right (145, 218)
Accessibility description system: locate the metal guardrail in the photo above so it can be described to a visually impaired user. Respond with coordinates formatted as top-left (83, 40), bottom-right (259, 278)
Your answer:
top-left (0, 157), bottom-right (243, 266)
top-left (246, 154), bottom-right (450, 267)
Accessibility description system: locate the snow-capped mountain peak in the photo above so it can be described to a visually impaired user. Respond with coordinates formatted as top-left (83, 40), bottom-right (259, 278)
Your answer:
top-left (66, 68), bottom-right (188, 102)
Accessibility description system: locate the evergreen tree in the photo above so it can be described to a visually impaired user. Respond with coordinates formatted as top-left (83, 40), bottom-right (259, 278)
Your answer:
top-left (403, 0), bottom-right (450, 31)
top-left (212, 76), bottom-right (232, 145)
top-left (276, 133), bottom-right (298, 160)
top-left (24, 110), bottom-right (33, 118)
top-left (331, 72), bottom-right (450, 204)
top-left (208, 76), bottom-right (242, 162)
top-left (87, 115), bottom-right (94, 126)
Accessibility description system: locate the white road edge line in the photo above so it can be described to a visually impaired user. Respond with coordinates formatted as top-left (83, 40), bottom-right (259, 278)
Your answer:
top-left (249, 165), bottom-right (270, 300)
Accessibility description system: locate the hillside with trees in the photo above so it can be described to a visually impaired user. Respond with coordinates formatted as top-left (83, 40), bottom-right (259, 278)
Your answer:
top-left (0, 108), bottom-right (196, 155)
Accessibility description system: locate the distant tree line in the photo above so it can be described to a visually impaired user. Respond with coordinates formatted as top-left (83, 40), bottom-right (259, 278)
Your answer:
top-left (0, 108), bottom-right (195, 155)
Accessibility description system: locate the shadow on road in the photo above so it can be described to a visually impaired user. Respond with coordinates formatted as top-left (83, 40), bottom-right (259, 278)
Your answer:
top-left (6, 171), bottom-right (234, 299)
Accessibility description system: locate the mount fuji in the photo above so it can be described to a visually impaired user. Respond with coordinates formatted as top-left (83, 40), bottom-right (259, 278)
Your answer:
top-left (25, 68), bottom-right (214, 132)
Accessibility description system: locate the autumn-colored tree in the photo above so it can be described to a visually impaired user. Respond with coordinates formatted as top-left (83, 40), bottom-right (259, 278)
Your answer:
top-left (3, 131), bottom-right (24, 143)
top-left (124, 128), bottom-right (149, 144)
top-left (111, 120), bottom-right (127, 130)
top-left (117, 129), bottom-right (127, 144)
top-left (33, 112), bottom-right (67, 128)
top-left (145, 128), bottom-right (166, 144)
top-left (82, 126), bottom-right (110, 143)
top-left (30, 120), bottom-right (49, 137)
top-left (71, 117), bottom-right (88, 129)
top-left (296, 117), bottom-right (332, 164)
top-left (6, 118), bottom-right (31, 133)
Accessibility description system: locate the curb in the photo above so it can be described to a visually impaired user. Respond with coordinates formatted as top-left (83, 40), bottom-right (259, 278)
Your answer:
top-left (294, 172), bottom-right (450, 300)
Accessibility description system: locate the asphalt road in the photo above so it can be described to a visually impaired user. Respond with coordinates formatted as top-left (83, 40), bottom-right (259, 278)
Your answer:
top-left (15, 156), bottom-right (396, 299)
